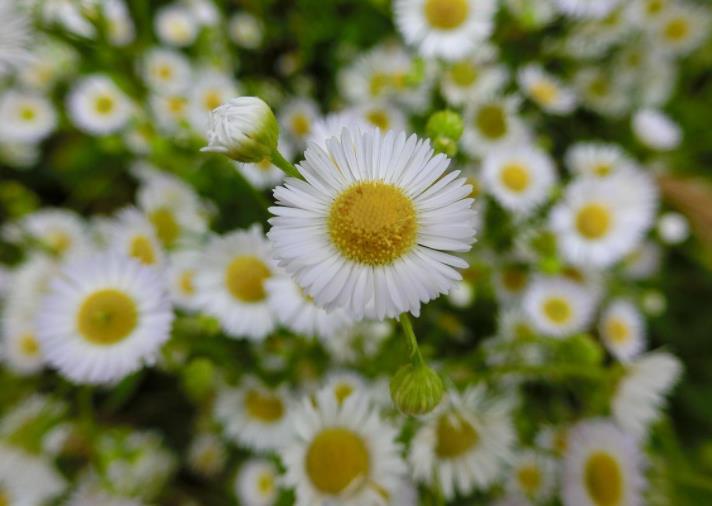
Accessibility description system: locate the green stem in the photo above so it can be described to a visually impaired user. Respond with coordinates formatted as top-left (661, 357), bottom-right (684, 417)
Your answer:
top-left (78, 387), bottom-right (95, 439)
top-left (399, 313), bottom-right (425, 366)
top-left (271, 149), bottom-right (303, 179)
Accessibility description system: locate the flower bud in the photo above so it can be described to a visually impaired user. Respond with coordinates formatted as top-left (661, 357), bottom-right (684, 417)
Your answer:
top-left (557, 333), bottom-right (604, 366)
top-left (181, 358), bottom-right (216, 401)
top-left (390, 363), bottom-right (444, 416)
top-left (426, 110), bottom-right (464, 157)
top-left (201, 97), bottom-right (279, 163)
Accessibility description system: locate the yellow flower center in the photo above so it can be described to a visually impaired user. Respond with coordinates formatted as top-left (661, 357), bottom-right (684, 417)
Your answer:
top-left (589, 77), bottom-right (610, 98)
top-left (517, 464), bottom-right (542, 495)
top-left (306, 428), bottom-right (370, 494)
top-left (514, 322), bottom-right (534, 340)
top-left (435, 413), bottom-right (479, 459)
top-left (290, 113), bottom-right (311, 136)
top-left (47, 231), bottom-right (72, 255)
top-left (244, 389), bottom-right (285, 422)
top-left (605, 318), bottom-right (630, 344)
top-left (257, 158), bottom-right (273, 172)
top-left (333, 383), bottom-right (354, 404)
top-left (19, 332), bottom-right (40, 357)
top-left (646, 0), bottom-right (664, 15)
top-left (501, 268), bottom-right (528, 292)
top-left (576, 203), bottom-right (612, 240)
top-left (450, 61), bottom-right (478, 86)
top-left (369, 72), bottom-right (391, 98)
top-left (424, 0), bottom-right (470, 30)
top-left (224, 255), bottom-right (271, 302)
top-left (530, 81), bottom-right (558, 105)
top-left (542, 297), bottom-right (572, 325)
top-left (167, 96), bottom-right (187, 114)
top-left (203, 90), bottom-right (222, 111)
top-left (179, 271), bottom-right (195, 295)
top-left (257, 471), bottom-right (275, 495)
top-left (149, 208), bottom-right (180, 248)
top-left (328, 181), bottom-right (418, 266)
top-left (475, 104), bottom-right (508, 140)
top-left (129, 235), bottom-right (158, 265)
top-left (366, 109), bottom-right (390, 130)
top-left (156, 64), bottom-right (173, 81)
top-left (584, 452), bottom-right (623, 506)
top-left (77, 289), bottom-right (138, 345)
top-left (0, 489), bottom-right (8, 506)
top-left (593, 163), bottom-right (612, 177)
top-left (19, 105), bottom-right (37, 122)
top-left (95, 95), bottom-right (115, 115)
top-left (553, 429), bottom-right (568, 455)
top-left (664, 18), bottom-right (689, 42)
top-left (500, 163), bottom-right (531, 193)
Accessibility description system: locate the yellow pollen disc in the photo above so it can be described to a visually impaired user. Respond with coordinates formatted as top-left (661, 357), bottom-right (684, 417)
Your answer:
top-left (19, 333), bottom-right (40, 357)
top-left (530, 81), bottom-right (558, 105)
top-left (517, 465), bottom-right (542, 495)
top-left (369, 72), bottom-right (391, 97)
top-left (129, 235), bottom-right (157, 265)
top-left (168, 96), bottom-right (186, 114)
top-left (424, 0), bottom-right (470, 30)
top-left (333, 383), bottom-right (354, 404)
top-left (149, 208), bottom-right (180, 248)
top-left (224, 255), bottom-right (271, 303)
top-left (306, 428), bottom-right (370, 494)
top-left (95, 95), bottom-right (115, 115)
top-left (156, 64), bottom-right (173, 80)
top-left (19, 105), bottom-right (37, 121)
top-left (500, 163), bottom-right (531, 193)
top-left (664, 18), bottom-right (689, 41)
top-left (593, 163), bottom-right (612, 177)
top-left (435, 413), bottom-right (479, 459)
top-left (553, 430), bottom-right (568, 455)
top-left (542, 297), bottom-right (572, 325)
top-left (450, 61), bottom-right (478, 86)
top-left (257, 472), bottom-right (275, 495)
top-left (584, 452), bottom-right (623, 506)
top-left (0, 490), bottom-right (8, 506)
top-left (646, 0), bottom-right (664, 15)
top-left (366, 109), bottom-right (390, 130)
top-left (244, 389), bottom-right (285, 422)
top-left (203, 90), bottom-right (222, 111)
top-left (605, 318), bottom-right (630, 344)
top-left (257, 158), bottom-right (273, 172)
top-left (328, 181), bottom-right (418, 266)
top-left (514, 323), bottom-right (534, 340)
top-left (77, 289), bottom-right (138, 345)
top-left (562, 267), bottom-right (585, 284)
top-left (290, 113), bottom-right (311, 136)
top-left (47, 231), bottom-right (72, 255)
top-left (501, 268), bottom-right (527, 292)
top-left (576, 203), bottom-right (612, 240)
top-left (589, 78), bottom-right (610, 98)
top-left (475, 104), bottom-right (508, 140)
top-left (179, 271), bottom-right (195, 295)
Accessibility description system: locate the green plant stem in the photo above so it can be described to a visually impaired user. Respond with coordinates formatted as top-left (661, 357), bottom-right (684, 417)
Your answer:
top-left (78, 387), bottom-right (95, 439)
top-left (399, 313), bottom-right (425, 366)
top-left (271, 149), bottom-right (303, 179)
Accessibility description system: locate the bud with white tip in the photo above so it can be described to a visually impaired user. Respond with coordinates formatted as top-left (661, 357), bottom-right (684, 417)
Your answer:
top-left (201, 97), bottom-right (279, 163)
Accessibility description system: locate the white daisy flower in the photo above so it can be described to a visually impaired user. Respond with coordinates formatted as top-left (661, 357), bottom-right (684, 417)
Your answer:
top-left (564, 141), bottom-right (636, 179)
top-left (536, 425), bottom-right (571, 457)
top-left (0, 0), bottom-right (32, 77)
top-left (150, 92), bottom-right (189, 132)
top-left (141, 47), bottom-right (192, 94)
top-left (0, 90), bottom-right (57, 144)
top-left (632, 108), bottom-right (681, 151)
top-left (657, 212), bottom-right (689, 245)
top-left (506, 450), bottom-right (557, 503)
top-left (67, 75), bottom-right (133, 135)
top-left (563, 419), bottom-right (645, 506)
top-left (19, 209), bottom-right (91, 259)
top-left (482, 144), bottom-right (557, 215)
top-left (40, 0), bottom-right (95, 38)
top-left (625, 0), bottom-right (671, 28)
top-left (266, 276), bottom-right (353, 341)
top-left (187, 70), bottom-right (241, 133)
top-left (283, 388), bottom-right (406, 506)
top-left (187, 433), bottom-right (227, 478)
top-left (461, 96), bottom-right (529, 158)
top-left (0, 443), bottom-right (66, 505)
top-left (354, 101), bottom-right (407, 134)
top-left (653, 4), bottom-right (710, 56)
top-left (498, 307), bottom-right (538, 342)
top-left (323, 370), bottom-right (368, 405)
top-left (236, 139), bottom-right (294, 190)
top-left (549, 172), bottom-right (657, 268)
top-left (103, 0), bottom-right (135, 46)
top-left (194, 226), bottom-right (278, 340)
top-left (268, 127), bottom-right (477, 320)
top-left (553, 0), bottom-right (621, 19)
top-left (518, 64), bottom-right (577, 115)
top-left (410, 386), bottom-right (515, 499)
top-left (17, 37), bottom-right (77, 91)
top-left (612, 351), bottom-right (682, 438)
top-left (279, 97), bottom-right (320, 148)
top-left (492, 262), bottom-right (531, 305)
top-left (394, 0), bottom-right (497, 61)
top-left (215, 377), bottom-right (293, 451)
top-left (621, 240), bottom-right (662, 280)
top-left (319, 320), bottom-right (393, 364)
top-left (67, 476), bottom-right (145, 506)
top-left (1, 315), bottom-right (44, 375)
top-left (36, 253), bottom-right (173, 385)
top-left (523, 276), bottom-right (597, 338)
top-left (166, 250), bottom-right (201, 311)
top-left (234, 458), bottom-right (281, 506)
top-left (229, 12), bottom-right (264, 49)
top-left (104, 208), bottom-right (166, 267)
top-left (446, 279), bottom-right (474, 308)
top-left (440, 52), bottom-right (509, 107)
top-left (574, 67), bottom-right (630, 118)
top-left (307, 110), bottom-right (368, 151)
top-left (599, 299), bottom-right (646, 362)
top-left (154, 4), bottom-right (199, 47)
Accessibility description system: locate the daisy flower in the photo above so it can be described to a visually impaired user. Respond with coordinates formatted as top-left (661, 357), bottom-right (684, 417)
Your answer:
top-left (461, 96), bottom-right (529, 158)
top-left (228, 12), bottom-right (265, 49)
top-left (166, 250), bottom-right (201, 311)
top-left (0, 90), bottom-right (57, 144)
top-left (214, 377), bottom-right (293, 451)
top-left (657, 212), bottom-right (689, 245)
top-left (0, 0), bottom-right (32, 77)
top-left (632, 108), bottom-right (681, 151)
top-left (1, 315), bottom-right (44, 375)
top-left (440, 51), bottom-right (509, 107)
top-left (410, 386), bottom-right (515, 499)
top-left (36, 253), bottom-right (174, 385)
top-left (141, 47), bottom-right (192, 94)
top-left (481, 144), bottom-right (557, 215)
top-left (103, 0), bottom-right (135, 47)
top-left (446, 279), bottom-right (475, 308)
top-left (187, 70), bottom-right (241, 133)
top-left (394, 0), bottom-right (497, 61)
top-left (550, 172), bottom-right (657, 268)
top-left (564, 141), bottom-right (636, 179)
top-left (506, 450), bottom-right (557, 503)
top-left (319, 321), bottom-right (393, 364)
top-left (279, 97), bottom-right (321, 149)
top-left (104, 208), bottom-right (166, 267)
top-left (236, 139), bottom-right (294, 190)
top-left (19, 209), bottom-right (91, 259)
top-left (268, 127), bottom-right (477, 320)
top-left (518, 64), bottom-right (577, 115)
top-left (150, 92), bottom-right (189, 132)
top-left (323, 370), bottom-right (368, 405)
top-left (574, 67), bottom-right (630, 118)
top-left (283, 388), bottom-right (406, 506)
top-left (653, 4), bottom-right (710, 56)
top-left (67, 476), bottom-right (146, 506)
top-left (67, 75), bottom-right (133, 135)
top-left (234, 458), bottom-right (281, 506)
top-left (194, 226), bottom-right (278, 340)
top-left (353, 101), bottom-right (407, 133)
top-left (523, 276), bottom-right (597, 338)
top-left (492, 263), bottom-right (531, 305)
top-left (611, 351), bottom-right (682, 438)
top-left (563, 419), bottom-right (645, 506)
top-left (307, 110), bottom-right (368, 150)
top-left (625, 0), bottom-right (671, 28)
top-left (187, 433), bottom-right (227, 478)
top-left (0, 443), bottom-right (66, 505)
top-left (553, 0), bottom-right (621, 19)
top-left (154, 4), bottom-right (199, 47)
top-left (621, 240), bottom-right (662, 280)
top-left (599, 299), bottom-right (646, 362)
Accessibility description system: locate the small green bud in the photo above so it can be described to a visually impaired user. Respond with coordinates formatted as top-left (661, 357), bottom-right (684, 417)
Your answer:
top-left (405, 58), bottom-right (426, 87)
top-left (390, 363), bottom-right (445, 416)
top-left (559, 334), bottom-right (604, 366)
top-left (201, 97), bottom-right (279, 163)
top-left (426, 110), bottom-right (464, 142)
top-left (182, 358), bottom-right (216, 401)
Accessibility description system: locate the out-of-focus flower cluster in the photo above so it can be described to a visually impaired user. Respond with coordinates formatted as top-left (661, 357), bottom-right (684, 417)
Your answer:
top-left (0, 0), bottom-right (711, 504)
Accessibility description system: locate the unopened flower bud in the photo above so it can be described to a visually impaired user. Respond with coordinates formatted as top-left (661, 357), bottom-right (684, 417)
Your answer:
top-left (558, 334), bottom-right (604, 366)
top-left (201, 97), bottom-right (279, 163)
top-left (427, 110), bottom-right (464, 157)
top-left (181, 358), bottom-right (216, 401)
top-left (390, 363), bottom-right (444, 416)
